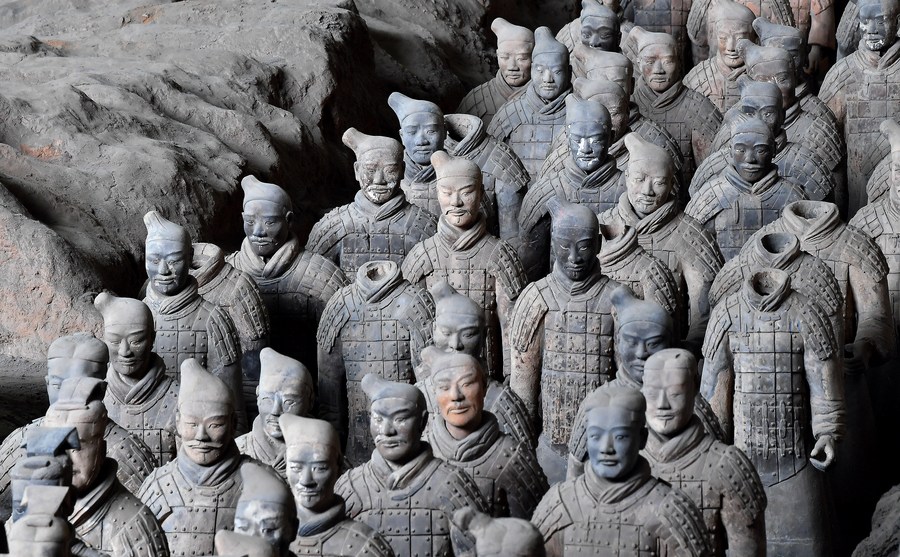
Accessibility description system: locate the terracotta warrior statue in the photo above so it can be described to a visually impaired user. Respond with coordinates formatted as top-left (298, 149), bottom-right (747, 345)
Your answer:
top-left (531, 386), bottom-right (712, 556)
top-left (566, 286), bottom-right (727, 477)
top-left (683, 0), bottom-right (757, 112)
top-left (509, 199), bottom-right (623, 483)
top-left (416, 281), bottom-right (536, 447)
top-left (387, 92), bottom-right (446, 217)
top-left (687, 0), bottom-right (794, 64)
top-left (317, 260), bottom-right (435, 466)
top-left (402, 151), bottom-right (527, 380)
top-left (7, 485), bottom-right (74, 557)
top-left (426, 351), bottom-right (547, 518)
top-left (235, 348), bottom-right (313, 480)
top-left (629, 26), bottom-right (723, 180)
top-left (0, 334), bottom-right (155, 521)
top-left (685, 114), bottom-right (806, 261)
top-left (641, 349), bottom-right (767, 556)
top-left (233, 462), bottom-right (297, 557)
top-left (9, 426), bottom-right (78, 523)
top-left (280, 414), bottom-right (394, 557)
top-left (702, 268), bottom-right (845, 556)
top-left (557, 1), bottom-right (623, 54)
top-left (226, 175), bottom-right (349, 372)
top-left (456, 19), bottom-right (534, 126)
top-left (139, 359), bottom-right (269, 556)
top-left (93, 293), bottom-right (178, 466)
top-left (43, 377), bottom-right (169, 556)
top-left (335, 374), bottom-right (488, 557)
top-left (142, 211), bottom-right (245, 430)
top-left (821, 0), bottom-right (900, 217)
top-left (488, 26), bottom-right (572, 179)
top-left (450, 507), bottom-right (545, 557)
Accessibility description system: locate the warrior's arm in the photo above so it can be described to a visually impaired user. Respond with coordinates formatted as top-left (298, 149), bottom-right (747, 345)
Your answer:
top-left (805, 350), bottom-right (846, 447)
top-left (510, 322), bottom-right (544, 424)
top-left (848, 265), bottom-right (896, 366)
top-left (700, 316), bottom-right (735, 439)
top-left (496, 180), bottom-right (525, 243)
top-left (809, 0), bottom-right (837, 49)
top-left (718, 450), bottom-right (767, 557)
top-left (681, 263), bottom-right (714, 348)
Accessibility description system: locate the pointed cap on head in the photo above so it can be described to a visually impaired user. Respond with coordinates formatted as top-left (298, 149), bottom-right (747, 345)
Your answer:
top-left (881, 119), bottom-right (900, 153)
top-left (532, 26), bottom-right (569, 59)
top-left (361, 373), bottom-right (425, 409)
top-left (280, 414), bottom-right (340, 454)
top-left (710, 0), bottom-right (756, 24)
top-left (453, 507), bottom-right (546, 557)
top-left (44, 377), bottom-right (108, 438)
top-left (753, 17), bottom-right (803, 46)
top-left (728, 112), bottom-right (773, 139)
top-left (548, 196), bottom-right (600, 234)
top-left (566, 94), bottom-right (612, 127)
top-left (643, 347), bottom-right (699, 384)
top-left (94, 292), bottom-right (153, 329)
top-left (388, 92), bottom-right (443, 125)
top-left (144, 211), bottom-right (191, 245)
top-left (580, 385), bottom-right (646, 423)
top-left (738, 76), bottom-right (783, 104)
top-left (431, 150), bottom-right (483, 184)
top-left (47, 333), bottom-right (109, 365)
top-left (611, 285), bottom-right (673, 331)
top-left (259, 347), bottom-right (311, 386)
top-left (215, 530), bottom-right (277, 557)
top-left (238, 461), bottom-right (294, 508)
top-left (178, 358), bottom-right (233, 409)
top-left (581, 0), bottom-right (618, 21)
top-left (430, 280), bottom-right (485, 327)
top-left (575, 48), bottom-right (632, 81)
top-left (241, 175), bottom-right (292, 212)
top-left (342, 127), bottom-right (404, 161)
top-left (629, 26), bottom-right (677, 54)
top-left (738, 39), bottom-right (794, 72)
top-left (428, 351), bottom-right (485, 383)
top-left (491, 18), bottom-right (534, 45)
top-left (573, 77), bottom-right (627, 103)
top-left (624, 132), bottom-right (672, 169)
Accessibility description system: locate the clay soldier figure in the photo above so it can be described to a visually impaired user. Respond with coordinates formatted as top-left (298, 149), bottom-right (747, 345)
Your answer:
top-left (279, 415), bottom-right (394, 557)
top-left (233, 462), bottom-right (298, 557)
top-left (227, 175), bottom-right (349, 372)
top-left (235, 348), bottom-right (313, 480)
top-left (702, 269), bottom-right (845, 556)
top-left (629, 27), bottom-right (723, 180)
top-left (531, 386), bottom-right (712, 557)
top-left (387, 93), bottom-right (446, 217)
top-left (416, 281), bottom-right (536, 447)
top-left (684, 0), bottom-right (757, 112)
top-left (599, 134), bottom-right (724, 348)
top-left (456, 19), bottom-right (534, 127)
top-left (142, 211), bottom-right (245, 430)
top-left (9, 426), bottom-right (78, 523)
top-left (687, 0), bottom-right (794, 64)
top-left (0, 334), bottom-right (155, 521)
top-left (306, 128), bottom-right (436, 279)
top-left (821, 0), bottom-right (900, 216)
top-left (43, 377), bottom-right (170, 556)
top-left (557, 1), bottom-right (623, 54)
top-left (450, 508), bottom-right (545, 557)
top-left (686, 115), bottom-right (806, 261)
top-left (488, 27), bottom-right (572, 179)
top-left (641, 349), bottom-right (767, 556)
top-left (94, 293), bottom-right (179, 466)
top-left (402, 152), bottom-right (527, 380)
top-left (509, 199), bottom-right (623, 482)
top-left (139, 359), bottom-right (266, 557)
top-left (626, 0), bottom-right (694, 63)
top-left (7, 485), bottom-right (74, 557)
top-left (335, 374), bottom-right (488, 557)
top-left (426, 352), bottom-right (548, 518)
top-left (317, 260), bottom-right (435, 466)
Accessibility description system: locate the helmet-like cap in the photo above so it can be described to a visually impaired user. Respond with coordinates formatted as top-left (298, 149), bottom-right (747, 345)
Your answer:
top-left (753, 17), bottom-right (803, 48)
top-left (238, 461), bottom-right (294, 509)
top-left (611, 285), bottom-right (673, 331)
top-left (178, 358), bottom-right (233, 409)
top-left (630, 26), bottom-right (678, 53)
top-left (144, 211), bottom-right (191, 245)
top-left (566, 94), bottom-right (612, 128)
top-left (711, 0), bottom-right (756, 25)
top-left (573, 77), bottom-right (628, 105)
top-left (728, 112), bottom-right (773, 138)
top-left (241, 175), bottom-right (292, 212)
top-left (94, 292), bottom-right (154, 330)
top-left (581, 0), bottom-right (618, 22)
top-left (430, 280), bottom-right (485, 328)
top-left (342, 127), bottom-right (403, 160)
top-left (388, 92), bottom-right (443, 125)
top-left (532, 26), bottom-right (569, 60)
top-left (624, 132), bottom-right (673, 173)
top-left (491, 18), bottom-right (534, 45)
top-left (643, 348), bottom-right (699, 384)
top-left (8, 485), bottom-right (73, 544)
top-left (280, 414), bottom-right (340, 455)
top-left (738, 39), bottom-right (795, 73)
top-left (580, 385), bottom-right (647, 425)
top-left (548, 196), bottom-right (600, 234)
top-left (361, 373), bottom-right (425, 410)
top-left (429, 352), bottom-right (485, 383)
top-left (44, 377), bottom-right (108, 440)
top-left (431, 151), bottom-right (483, 184)
top-left (738, 75), bottom-right (782, 103)
top-left (47, 333), bottom-right (108, 365)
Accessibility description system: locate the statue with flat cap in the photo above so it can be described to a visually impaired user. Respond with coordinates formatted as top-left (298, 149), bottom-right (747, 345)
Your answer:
top-left (9, 427), bottom-right (78, 524)
top-left (821, 0), bottom-right (900, 217)
top-left (687, 0), bottom-right (794, 64)
top-left (488, 27), bottom-right (573, 179)
top-left (509, 198), bottom-right (625, 483)
top-left (450, 507), bottom-right (545, 557)
top-left (139, 359), bottom-right (270, 556)
top-left (684, 0), bottom-right (757, 111)
top-left (686, 114), bottom-right (806, 261)
top-left (7, 485), bottom-right (75, 557)
top-left (233, 462), bottom-right (298, 557)
top-left (335, 373), bottom-right (487, 557)
top-left (94, 293), bottom-right (178, 466)
top-left (214, 530), bottom-right (276, 557)
top-left (702, 268), bottom-right (845, 556)
top-left (142, 211), bottom-right (246, 431)
top-left (235, 348), bottom-right (313, 480)
top-left (226, 175), bottom-right (349, 372)
top-left (279, 414), bottom-right (394, 557)
top-left (416, 280), bottom-right (536, 447)
top-left (641, 348), bottom-right (767, 556)
top-left (531, 386), bottom-right (712, 557)
top-left (556, 0), bottom-right (629, 55)
top-left (457, 19), bottom-right (535, 126)
top-left (317, 260), bottom-right (435, 466)
top-left (402, 151), bottom-right (527, 380)
top-left (0, 334), bottom-right (155, 522)
top-left (42, 377), bottom-right (169, 557)
top-left (426, 352), bottom-right (547, 518)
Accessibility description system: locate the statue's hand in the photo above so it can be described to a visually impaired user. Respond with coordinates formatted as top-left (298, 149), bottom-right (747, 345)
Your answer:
top-left (844, 340), bottom-right (873, 374)
top-left (806, 45), bottom-right (824, 75)
top-left (810, 435), bottom-right (836, 470)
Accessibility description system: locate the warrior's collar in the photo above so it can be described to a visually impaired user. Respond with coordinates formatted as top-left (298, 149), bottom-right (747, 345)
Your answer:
top-left (248, 415), bottom-right (286, 473)
top-left (436, 214), bottom-right (488, 252)
top-left (235, 234), bottom-right (302, 280)
top-left (404, 151), bottom-right (436, 184)
top-left (176, 441), bottom-right (243, 488)
top-left (369, 443), bottom-right (436, 491)
top-left (430, 411), bottom-right (501, 462)
top-left (635, 78), bottom-right (685, 110)
top-left (723, 164), bottom-right (780, 196)
top-left (564, 155), bottom-right (619, 192)
top-left (525, 84), bottom-right (571, 116)
top-left (616, 194), bottom-right (678, 235)
top-left (353, 190), bottom-right (408, 222)
top-left (296, 497), bottom-right (347, 537)
top-left (782, 201), bottom-right (842, 247)
top-left (145, 277), bottom-right (202, 316)
top-left (583, 456), bottom-right (653, 504)
top-left (356, 261), bottom-right (404, 304)
top-left (742, 271), bottom-right (792, 312)
top-left (750, 233), bottom-right (801, 270)
top-left (445, 114), bottom-right (488, 158)
top-left (106, 353), bottom-right (168, 406)
top-left (599, 225), bottom-right (639, 268)
top-left (550, 259), bottom-right (604, 297)
top-left (644, 416), bottom-right (708, 464)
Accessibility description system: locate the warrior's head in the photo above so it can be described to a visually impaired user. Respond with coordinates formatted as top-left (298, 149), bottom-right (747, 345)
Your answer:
top-left (452, 507), bottom-right (546, 557)
top-left (574, 50), bottom-right (633, 95)
top-left (740, 39), bottom-right (796, 109)
top-left (566, 94), bottom-right (612, 173)
top-left (144, 211), bottom-right (192, 297)
top-left (752, 18), bottom-right (806, 83)
top-left (433, 150), bottom-right (484, 230)
top-left (343, 128), bottom-right (404, 205)
top-left (492, 18), bottom-right (534, 88)
top-left (736, 76), bottom-right (785, 139)
top-left (94, 293), bottom-right (155, 380)
top-left (45, 333), bottom-right (108, 406)
top-left (430, 280), bottom-right (486, 356)
top-left (580, 0), bottom-right (621, 51)
top-left (581, 386), bottom-right (648, 480)
top-left (858, 0), bottom-right (900, 52)
top-left (389, 92), bottom-right (446, 168)
top-left (257, 348), bottom-right (313, 442)
top-left (363, 373), bottom-right (428, 466)
top-left (548, 197), bottom-right (599, 281)
top-left (431, 352), bottom-right (488, 440)
top-left (641, 348), bottom-right (699, 437)
top-left (235, 462), bottom-right (297, 557)
top-left (612, 286), bottom-right (673, 383)
top-left (632, 27), bottom-right (682, 94)
top-left (240, 175), bottom-right (294, 259)
top-left (624, 132), bottom-right (675, 218)
top-left (574, 78), bottom-right (630, 142)
top-left (531, 27), bottom-right (572, 101)
top-left (710, 0), bottom-right (756, 69)
top-left (281, 414), bottom-right (342, 517)
top-left (728, 114), bottom-right (775, 183)
top-left (176, 358), bottom-right (236, 467)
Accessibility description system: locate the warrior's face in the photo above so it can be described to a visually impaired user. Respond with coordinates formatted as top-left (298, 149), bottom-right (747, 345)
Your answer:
top-left (258, 374), bottom-right (310, 441)
top-left (103, 318), bottom-right (154, 379)
top-left (585, 406), bottom-right (646, 480)
top-left (497, 41), bottom-right (533, 87)
top-left (286, 443), bottom-right (339, 513)
top-left (532, 53), bottom-right (571, 101)
top-left (615, 321), bottom-right (671, 382)
top-left (716, 20), bottom-right (754, 69)
top-left (354, 149), bottom-right (403, 205)
top-left (639, 43), bottom-right (681, 93)
top-left (146, 238), bottom-right (191, 296)
top-left (731, 131), bottom-right (773, 183)
top-left (432, 310), bottom-right (485, 355)
top-left (400, 113), bottom-right (445, 167)
top-left (45, 358), bottom-right (106, 405)
top-left (234, 501), bottom-right (296, 555)
top-left (580, 17), bottom-right (619, 51)
top-left (739, 95), bottom-right (784, 136)
top-left (177, 401), bottom-right (235, 466)
top-left (568, 120), bottom-right (610, 173)
top-left (859, 2), bottom-right (899, 52)
top-left (552, 226), bottom-right (599, 281)
top-left (748, 60), bottom-right (796, 109)
top-left (437, 176), bottom-right (483, 229)
top-left (642, 365), bottom-right (696, 436)
top-left (434, 363), bottom-right (486, 433)
top-left (242, 200), bottom-right (293, 259)
top-left (370, 398), bottom-right (425, 465)
top-left (625, 158), bottom-right (674, 218)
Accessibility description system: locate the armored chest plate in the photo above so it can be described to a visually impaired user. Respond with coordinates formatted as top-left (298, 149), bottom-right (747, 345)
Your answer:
top-left (508, 120), bottom-right (568, 179)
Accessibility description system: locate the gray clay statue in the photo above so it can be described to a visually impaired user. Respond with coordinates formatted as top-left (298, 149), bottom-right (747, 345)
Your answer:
top-left (626, 3), bottom-right (694, 64)
top-left (42, 377), bottom-right (169, 557)
top-left (426, 351), bottom-right (548, 518)
top-left (280, 414), bottom-right (395, 557)
top-left (9, 427), bottom-right (78, 523)
top-left (235, 348), bottom-right (313, 480)
top-left (530, 386), bottom-right (713, 556)
top-left (450, 507), bottom-right (545, 557)
top-left (94, 293), bottom-right (178, 466)
top-left (456, 19), bottom-right (534, 127)
top-left (557, 1), bottom-right (623, 54)
top-left (641, 349), bottom-right (767, 556)
top-left (226, 175), bottom-right (349, 373)
top-left (335, 374), bottom-right (488, 557)
top-left (686, 0), bottom-right (794, 64)
top-left (7, 485), bottom-right (74, 557)
top-left (233, 462), bottom-right (298, 557)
